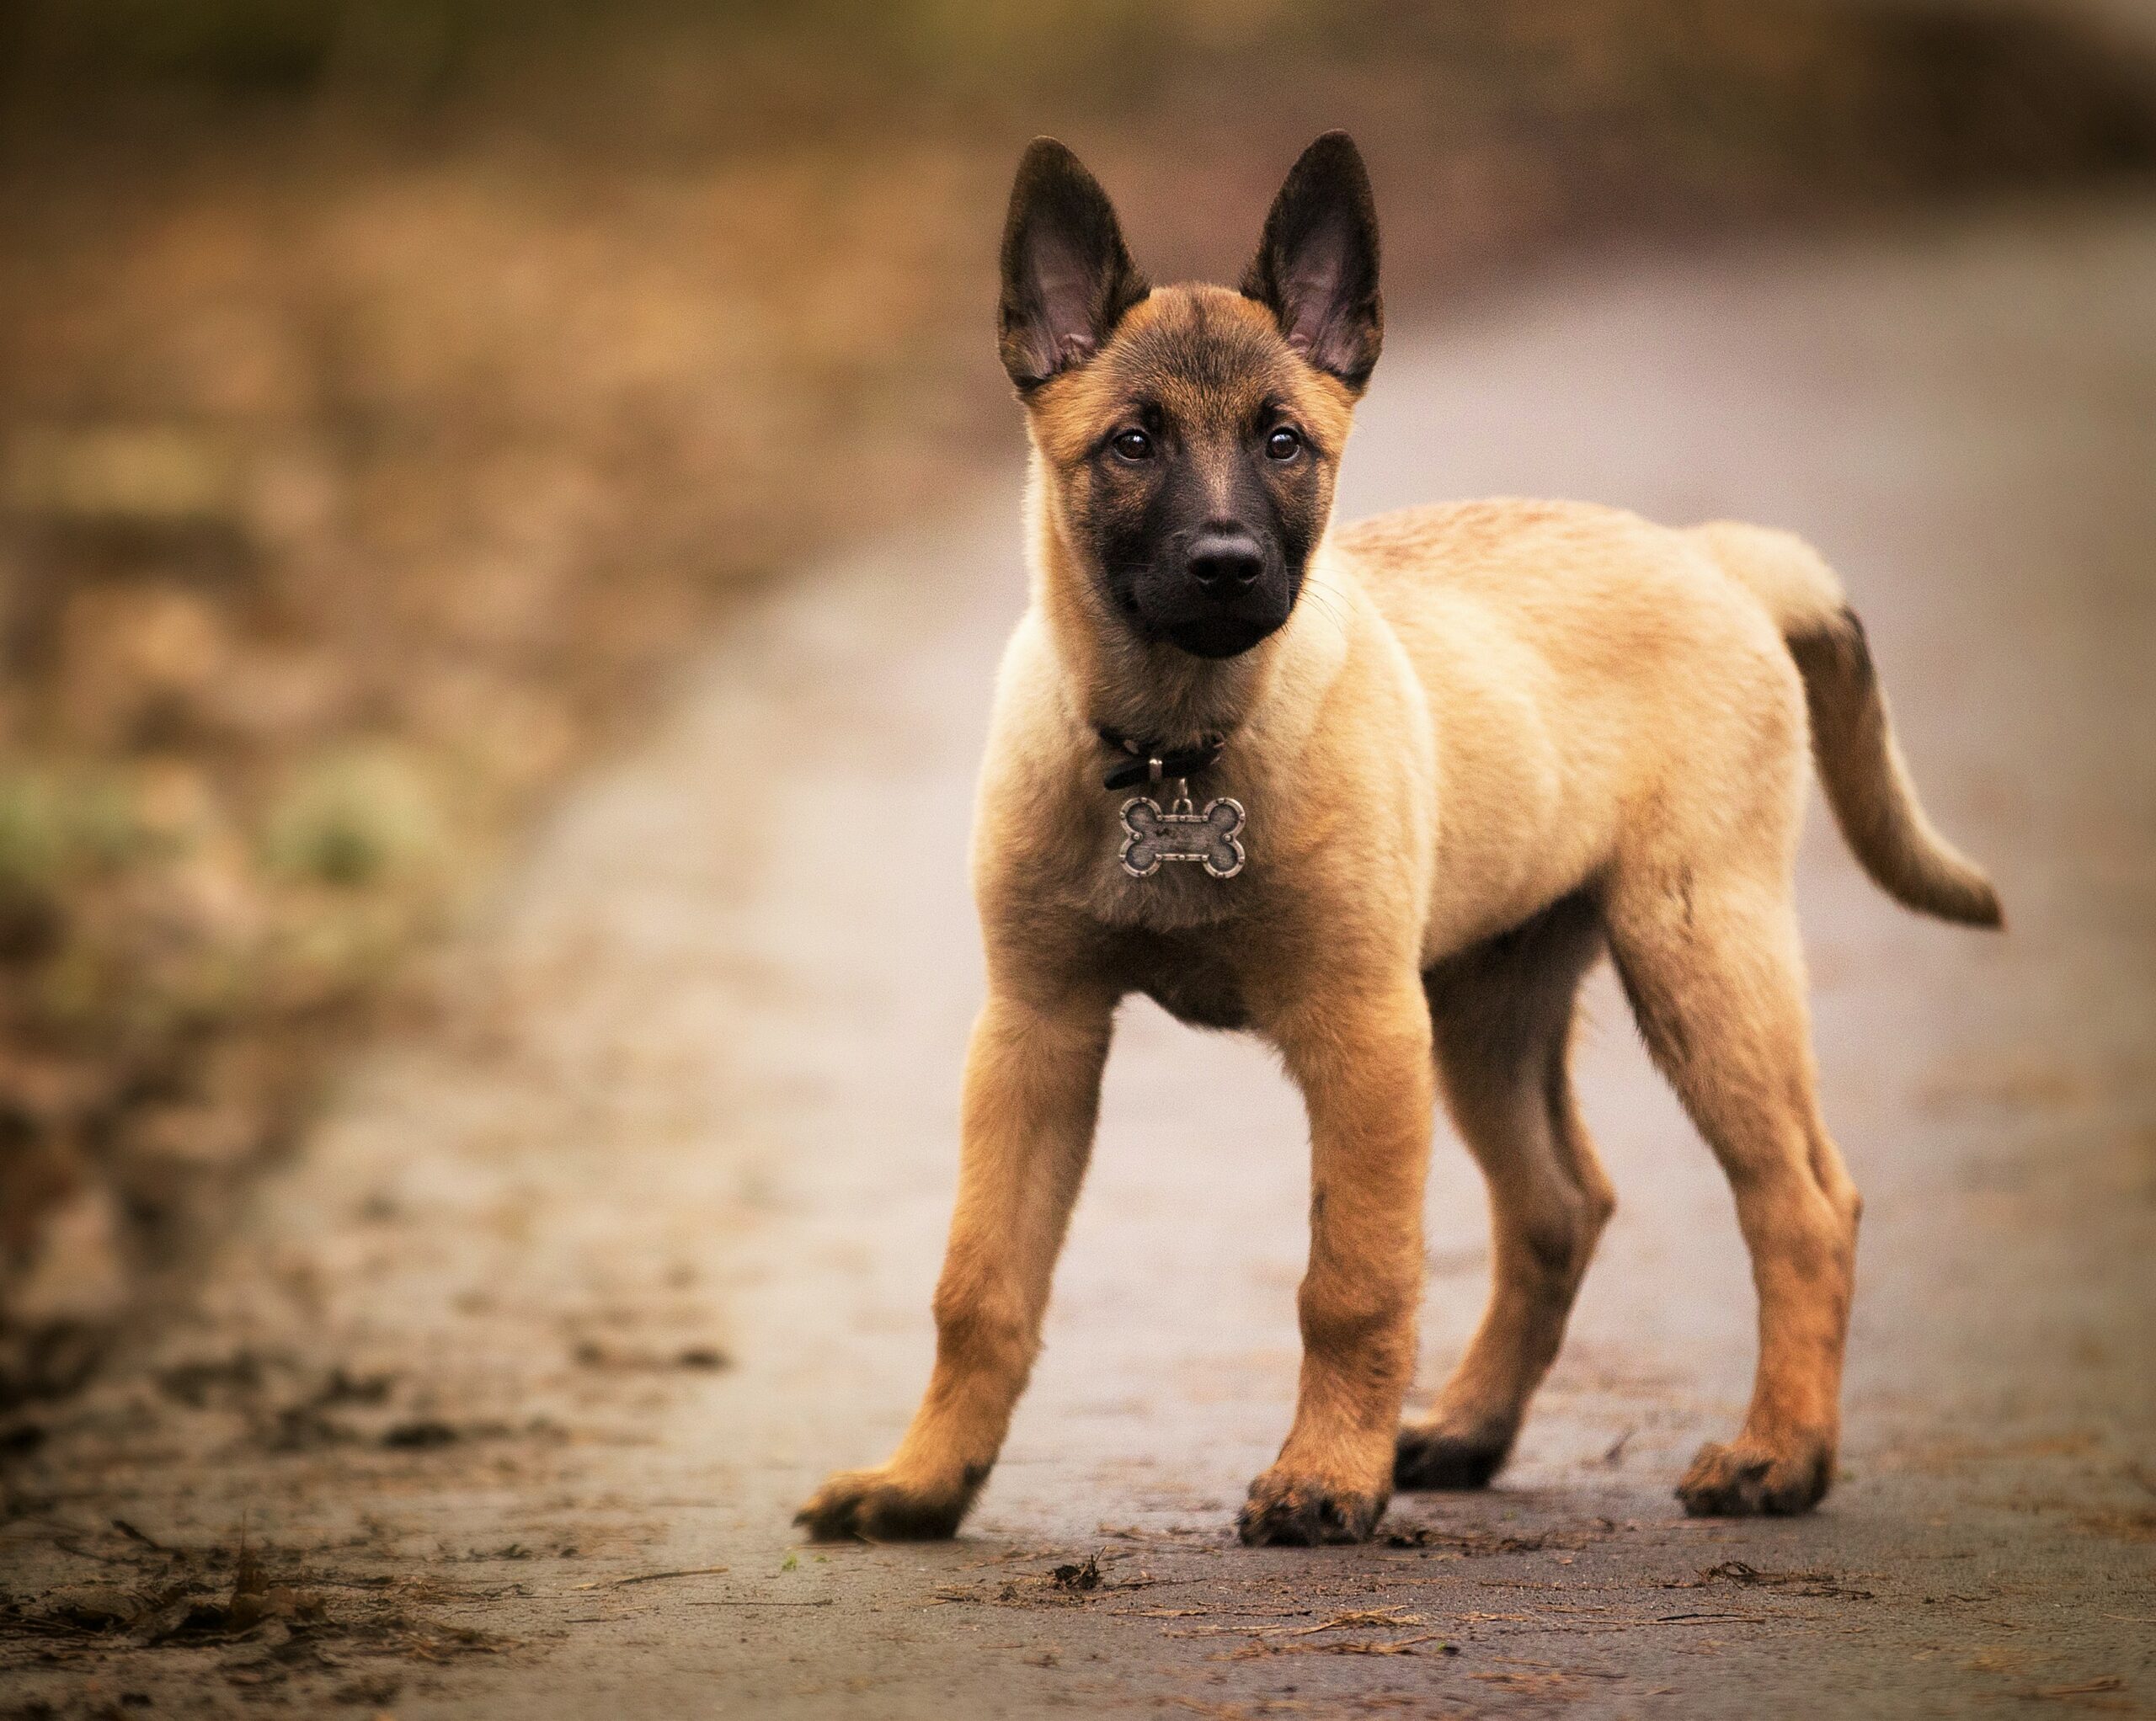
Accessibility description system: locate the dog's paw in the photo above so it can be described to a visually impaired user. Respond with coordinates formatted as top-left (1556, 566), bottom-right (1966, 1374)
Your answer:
top-left (1393, 1423), bottom-right (1512, 1490)
top-left (1676, 1437), bottom-right (1833, 1517)
top-left (794, 1466), bottom-right (973, 1542)
top-left (1236, 1468), bottom-right (1387, 1547)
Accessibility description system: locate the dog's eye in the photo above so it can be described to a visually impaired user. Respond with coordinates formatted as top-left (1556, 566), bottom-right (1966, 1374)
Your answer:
top-left (1266, 427), bottom-right (1303, 461)
top-left (1110, 429), bottom-right (1153, 462)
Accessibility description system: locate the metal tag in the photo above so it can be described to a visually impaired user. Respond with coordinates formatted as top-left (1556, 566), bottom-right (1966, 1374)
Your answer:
top-left (1119, 792), bottom-right (1246, 879)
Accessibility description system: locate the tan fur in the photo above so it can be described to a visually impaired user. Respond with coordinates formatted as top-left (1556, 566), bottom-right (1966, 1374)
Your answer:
top-left (798, 280), bottom-right (1998, 1544)
top-left (1690, 521), bottom-right (2002, 928)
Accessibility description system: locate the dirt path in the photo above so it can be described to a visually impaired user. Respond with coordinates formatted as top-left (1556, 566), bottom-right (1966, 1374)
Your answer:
top-left (4, 198), bottom-right (2153, 1719)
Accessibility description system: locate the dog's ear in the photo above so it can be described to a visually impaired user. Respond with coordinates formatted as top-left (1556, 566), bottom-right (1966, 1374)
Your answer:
top-left (999, 138), bottom-right (1149, 392)
top-left (1241, 131), bottom-right (1383, 393)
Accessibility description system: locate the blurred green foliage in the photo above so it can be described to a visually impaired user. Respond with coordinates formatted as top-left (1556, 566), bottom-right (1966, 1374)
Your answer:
top-left (261, 749), bottom-right (440, 890)
top-left (0, 748), bottom-right (440, 1052)
top-left (0, 769), bottom-right (152, 904)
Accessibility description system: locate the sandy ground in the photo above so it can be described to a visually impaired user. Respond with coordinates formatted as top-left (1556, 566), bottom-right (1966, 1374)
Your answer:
top-left (3, 197), bottom-right (2153, 1718)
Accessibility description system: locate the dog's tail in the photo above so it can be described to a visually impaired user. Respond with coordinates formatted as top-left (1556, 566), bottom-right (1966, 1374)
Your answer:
top-left (1689, 521), bottom-right (2002, 929)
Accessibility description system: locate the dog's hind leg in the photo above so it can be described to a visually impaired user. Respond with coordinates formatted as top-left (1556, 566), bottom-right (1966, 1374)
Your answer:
top-left (1396, 892), bottom-right (1612, 1489)
top-left (1604, 865), bottom-right (1861, 1516)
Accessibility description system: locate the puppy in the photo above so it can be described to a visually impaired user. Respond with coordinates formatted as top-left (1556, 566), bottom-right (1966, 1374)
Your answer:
top-left (798, 132), bottom-right (1999, 1547)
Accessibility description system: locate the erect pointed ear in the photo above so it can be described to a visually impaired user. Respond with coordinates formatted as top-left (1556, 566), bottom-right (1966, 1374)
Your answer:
top-left (998, 138), bottom-right (1150, 392)
top-left (1241, 131), bottom-right (1383, 393)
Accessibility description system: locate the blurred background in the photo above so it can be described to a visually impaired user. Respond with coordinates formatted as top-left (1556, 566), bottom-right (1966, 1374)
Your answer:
top-left (0, 3), bottom-right (2152, 1713)
top-left (0, 0), bottom-right (2151, 1448)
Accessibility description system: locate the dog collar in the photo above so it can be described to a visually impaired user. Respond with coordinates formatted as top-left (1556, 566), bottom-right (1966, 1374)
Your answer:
top-left (1094, 725), bottom-right (1226, 791)
top-left (1094, 726), bottom-right (1246, 880)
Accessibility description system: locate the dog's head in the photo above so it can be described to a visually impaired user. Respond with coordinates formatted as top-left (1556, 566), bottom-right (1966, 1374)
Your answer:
top-left (1000, 133), bottom-right (1381, 662)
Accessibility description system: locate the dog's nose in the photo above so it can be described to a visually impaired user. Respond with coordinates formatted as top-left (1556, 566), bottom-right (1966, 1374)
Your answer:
top-left (1187, 531), bottom-right (1265, 590)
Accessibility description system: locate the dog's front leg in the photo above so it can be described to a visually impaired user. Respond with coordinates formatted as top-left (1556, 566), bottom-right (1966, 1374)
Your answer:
top-left (796, 982), bottom-right (1113, 1540)
top-left (1241, 978), bottom-right (1436, 1545)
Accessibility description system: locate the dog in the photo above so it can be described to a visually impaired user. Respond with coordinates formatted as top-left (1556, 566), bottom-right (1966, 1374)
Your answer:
top-left (797, 131), bottom-right (2000, 1547)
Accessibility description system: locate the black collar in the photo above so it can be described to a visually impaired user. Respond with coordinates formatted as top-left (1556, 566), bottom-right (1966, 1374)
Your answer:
top-left (1095, 724), bottom-right (1226, 792)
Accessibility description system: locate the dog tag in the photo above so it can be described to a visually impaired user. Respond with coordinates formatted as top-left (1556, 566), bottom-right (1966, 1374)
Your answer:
top-left (1119, 792), bottom-right (1246, 879)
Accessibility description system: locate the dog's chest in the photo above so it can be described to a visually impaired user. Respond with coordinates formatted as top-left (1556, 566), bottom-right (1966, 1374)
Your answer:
top-left (1102, 926), bottom-right (1255, 1031)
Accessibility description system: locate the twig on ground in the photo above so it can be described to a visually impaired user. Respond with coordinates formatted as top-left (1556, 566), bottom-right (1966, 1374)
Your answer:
top-left (112, 1519), bottom-right (179, 1554)
top-left (2016, 1677), bottom-right (2124, 1700)
top-left (1227, 1631), bottom-right (1457, 1659)
top-left (568, 1564), bottom-right (731, 1590)
top-left (685, 1599), bottom-right (835, 1608)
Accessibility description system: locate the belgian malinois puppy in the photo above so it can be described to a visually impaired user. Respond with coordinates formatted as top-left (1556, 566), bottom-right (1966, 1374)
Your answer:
top-left (798, 132), bottom-right (2000, 1546)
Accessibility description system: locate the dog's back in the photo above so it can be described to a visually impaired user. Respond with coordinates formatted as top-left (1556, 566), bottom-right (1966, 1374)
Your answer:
top-left (1334, 498), bottom-right (2000, 937)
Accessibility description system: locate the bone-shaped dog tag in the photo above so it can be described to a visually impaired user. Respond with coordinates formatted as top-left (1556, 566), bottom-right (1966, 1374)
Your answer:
top-left (1118, 793), bottom-right (1246, 879)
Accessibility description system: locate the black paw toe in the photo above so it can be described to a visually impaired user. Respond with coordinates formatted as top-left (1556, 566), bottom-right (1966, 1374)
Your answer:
top-left (1394, 1426), bottom-right (1510, 1490)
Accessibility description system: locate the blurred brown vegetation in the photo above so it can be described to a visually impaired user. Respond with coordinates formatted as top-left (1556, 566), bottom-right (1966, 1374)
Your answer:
top-left (0, 0), bottom-right (2151, 1402)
